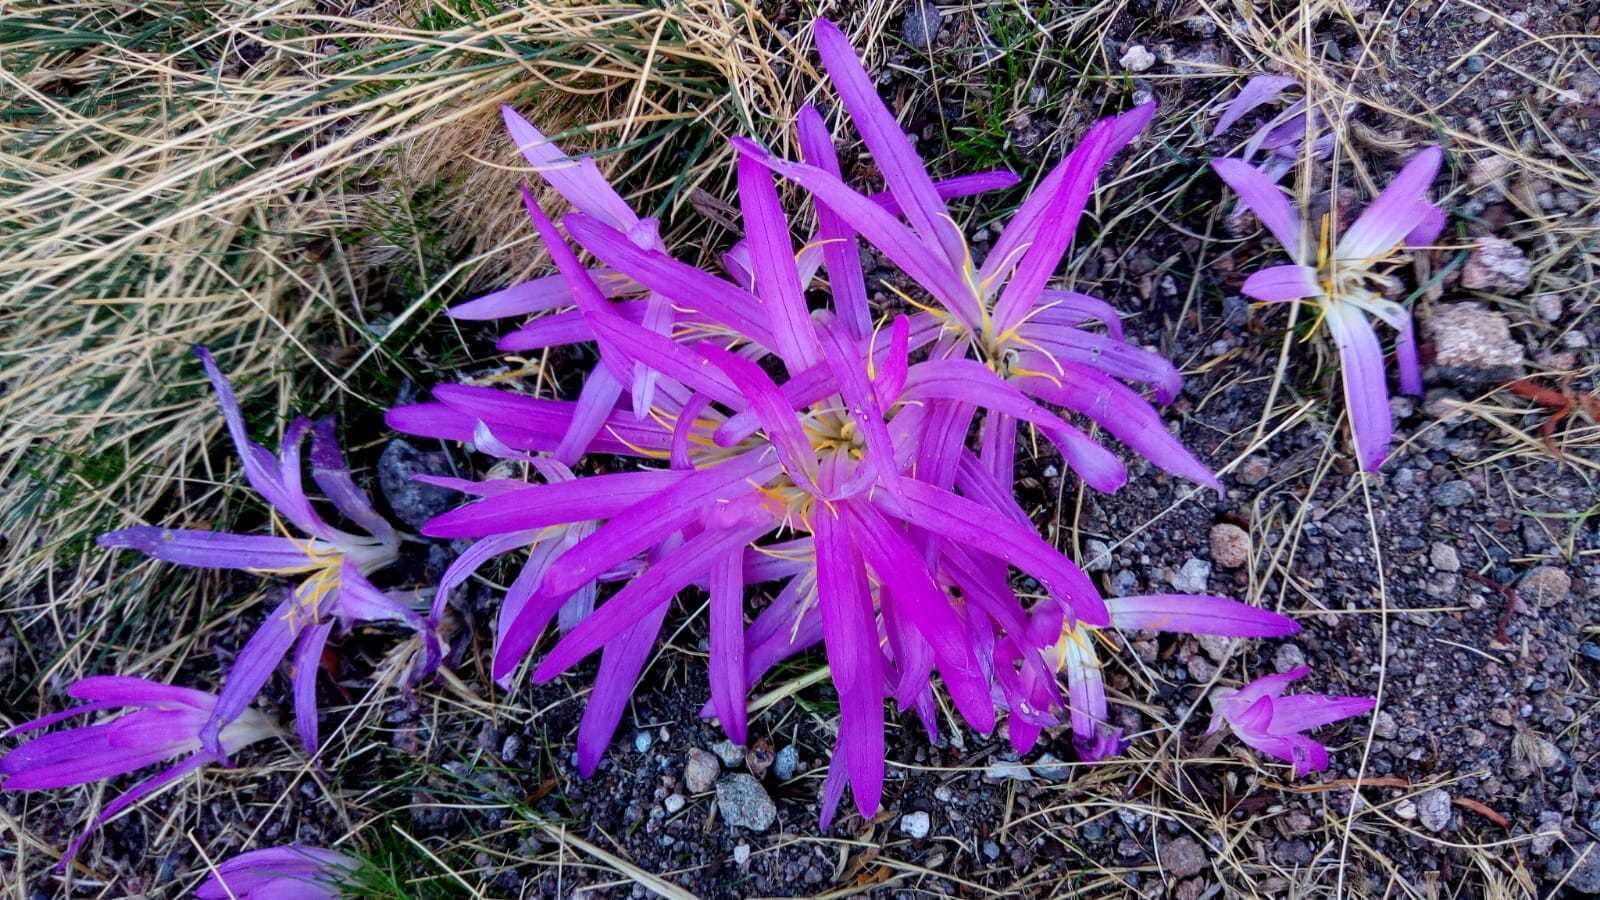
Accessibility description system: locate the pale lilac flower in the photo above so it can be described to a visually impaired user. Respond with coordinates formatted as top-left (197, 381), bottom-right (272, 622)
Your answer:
top-left (1207, 666), bottom-right (1375, 776)
top-left (1211, 146), bottom-right (1444, 469)
top-left (98, 348), bottom-right (433, 756)
top-left (1212, 75), bottom-right (1333, 188)
top-left (730, 18), bottom-right (1215, 495)
top-left (195, 845), bottom-right (356, 899)
top-left (0, 676), bottom-right (277, 868)
top-left (1040, 595), bottom-right (1300, 759)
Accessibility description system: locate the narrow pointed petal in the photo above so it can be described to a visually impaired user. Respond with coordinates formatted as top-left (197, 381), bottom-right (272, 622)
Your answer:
top-left (1106, 595), bottom-right (1299, 637)
top-left (501, 105), bottom-right (637, 228)
top-left (697, 345), bottom-right (820, 490)
top-left (1324, 302), bottom-right (1394, 471)
top-left (1015, 326), bottom-right (1184, 403)
top-left (97, 528), bottom-right (315, 572)
top-left (554, 364), bottom-right (626, 466)
top-left (421, 470), bottom-right (686, 538)
top-left (1241, 264), bottom-right (1320, 302)
top-left (1210, 158), bottom-right (1305, 257)
top-left (736, 151), bottom-right (821, 370)
top-left (797, 104), bottom-right (871, 339)
top-left (310, 418), bottom-right (396, 544)
top-left (1212, 75), bottom-right (1301, 137)
top-left (1016, 366), bottom-right (1218, 488)
top-left (1266, 695), bottom-right (1375, 734)
top-left (812, 501), bottom-right (884, 819)
top-left (1034, 290), bottom-right (1125, 341)
top-left (292, 621), bottom-right (334, 756)
top-left (449, 268), bottom-right (634, 321)
top-left (874, 476), bottom-right (1110, 627)
top-left (200, 594), bottom-right (302, 757)
top-left (708, 551), bottom-right (749, 744)
top-left (1336, 146), bottom-right (1443, 262)
top-left (531, 520), bottom-right (772, 682)
top-left (812, 18), bottom-right (964, 269)
top-left (574, 602), bottom-right (669, 776)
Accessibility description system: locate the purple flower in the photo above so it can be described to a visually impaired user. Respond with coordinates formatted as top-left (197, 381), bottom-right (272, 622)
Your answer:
top-left (1040, 595), bottom-right (1301, 760)
top-left (1211, 75), bottom-right (1333, 189)
top-left (195, 845), bottom-right (356, 899)
top-left (98, 348), bottom-right (434, 757)
top-left (723, 18), bottom-right (1215, 494)
top-left (1211, 146), bottom-right (1444, 469)
top-left (0, 676), bottom-right (277, 868)
top-left (1206, 666), bottom-right (1375, 776)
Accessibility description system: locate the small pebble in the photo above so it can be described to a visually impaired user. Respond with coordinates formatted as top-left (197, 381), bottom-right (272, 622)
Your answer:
top-left (732, 843), bottom-right (752, 866)
top-left (1429, 542), bottom-right (1461, 573)
top-left (1172, 558), bottom-right (1213, 593)
top-left (900, 810), bottom-right (932, 839)
top-left (664, 793), bottom-right (685, 813)
top-left (1033, 753), bottom-right (1071, 781)
top-left (900, 0), bottom-right (943, 51)
top-left (1119, 44), bottom-right (1156, 72)
top-left (711, 740), bottom-right (745, 768)
top-left (1162, 836), bottom-right (1207, 878)
top-left (1431, 480), bottom-right (1474, 508)
top-left (1273, 643), bottom-right (1307, 674)
top-left (773, 745), bottom-right (799, 781)
top-left (634, 731), bottom-right (653, 753)
top-left (1417, 788), bottom-right (1453, 832)
top-left (684, 749), bottom-right (720, 793)
top-left (716, 774), bottom-right (777, 831)
top-left (1534, 294), bottom-right (1563, 321)
top-left (1209, 523), bottom-right (1250, 567)
top-left (1236, 456), bottom-right (1271, 486)
top-left (1520, 566), bottom-right (1571, 607)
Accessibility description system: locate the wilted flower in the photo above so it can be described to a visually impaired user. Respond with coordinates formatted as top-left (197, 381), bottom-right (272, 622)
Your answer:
top-left (0, 676), bottom-right (277, 867)
top-left (730, 18), bottom-right (1215, 494)
top-left (195, 845), bottom-right (356, 899)
top-left (1211, 147), bottom-right (1444, 469)
top-left (1211, 75), bottom-right (1333, 186)
top-left (98, 348), bottom-right (434, 756)
top-left (1042, 594), bottom-right (1300, 759)
top-left (1207, 666), bottom-right (1375, 776)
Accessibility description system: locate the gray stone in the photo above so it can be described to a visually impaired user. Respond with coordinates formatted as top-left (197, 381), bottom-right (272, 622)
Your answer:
top-left (1209, 523), bottom-right (1250, 567)
top-left (773, 744), bottom-right (799, 781)
top-left (1534, 294), bottom-right (1563, 321)
top-left (711, 740), bottom-right (745, 767)
top-left (1461, 238), bottom-right (1532, 293)
top-left (1431, 480), bottom-right (1474, 508)
top-left (732, 843), bottom-right (751, 866)
top-left (1172, 558), bottom-right (1213, 593)
top-left (899, 810), bottom-right (932, 839)
top-left (684, 749), bottom-right (720, 793)
top-left (1273, 643), bottom-right (1307, 674)
top-left (664, 793), bottom-right (686, 814)
top-left (715, 774), bottom-right (777, 831)
top-left (1083, 538), bottom-right (1113, 572)
top-left (1423, 302), bottom-right (1526, 377)
top-left (984, 760), bottom-right (1034, 782)
top-left (1417, 788), bottom-right (1453, 832)
top-left (1110, 569), bottom-right (1139, 597)
top-left (1162, 836), bottom-right (1207, 878)
top-left (633, 731), bottom-right (652, 753)
top-left (1033, 753), bottom-right (1071, 781)
top-left (1197, 634), bottom-right (1234, 664)
top-left (900, 0), bottom-right (942, 50)
top-left (1520, 566), bottom-right (1572, 607)
top-left (1570, 844), bottom-right (1600, 893)
top-left (1532, 812), bottom-right (1564, 855)
top-left (1429, 542), bottom-right (1461, 573)
top-left (1119, 44), bottom-right (1156, 72)
top-left (378, 438), bottom-right (459, 529)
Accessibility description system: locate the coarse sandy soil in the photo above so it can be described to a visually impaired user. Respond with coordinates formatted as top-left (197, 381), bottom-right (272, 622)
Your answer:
top-left (3, 0), bottom-right (1598, 897)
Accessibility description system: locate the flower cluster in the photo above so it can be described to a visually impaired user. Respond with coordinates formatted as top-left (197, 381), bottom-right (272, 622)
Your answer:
top-left (3, 16), bottom-right (1388, 880)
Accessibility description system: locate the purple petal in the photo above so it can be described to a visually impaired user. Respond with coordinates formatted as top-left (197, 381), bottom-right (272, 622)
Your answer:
top-left (1014, 327), bottom-right (1184, 404)
top-left (1212, 75), bottom-right (1301, 137)
top-left (574, 601), bottom-right (669, 777)
top-left (813, 18), bottom-right (965, 270)
top-left (1106, 595), bottom-right (1299, 637)
top-left (697, 344), bottom-right (820, 490)
top-left (554, 364), bottom-right (625, 466)
top-left (1406, 205), bottom-right (1445, 248)
top-left (1016, 366), bottom-right (1218, 488)
top-left (431, 532), bottom-right (536, 622)
top-left (200, 593), bottom-right (302, 758)
top-left (449, 268), bottom-right (634, 321)
top-left (501, 105), bottom-right (637, 228)
top-left (531, 518), bottom-right (772, 682)
top-left (97, 527), bottom-right (312, 572)
top-left (1210, 158), bottom-right (1305, 256)
top-left (874, 476), bottom-right (1110, 627)
top-left (1241, 264), bottom-right (1320, 302)
top-left (1336, 146), bottom-right (1443, 262)
top-left (309, 419), bottom-right (395, 543)
top-left (811, 500), bottom-right (885, 819)
top-left (421, 469), bottom-right (687, 538)
top-left (1033, 290), bottom-right (1125, 341)
top-left (1324, 302), bottom-right (1394, 471)
top-left (1266, 695), bottom-right (1375, 734)
top-left (707, 551), bottom-right (748, 744)
top-left (735, 151), bottom-right (821, 370)
top-left (797, 104), bottom-right (871, 339)
top-left (292, 621), bottom-right (334, 756)
top-left (68, 676), bottom-right (215, 710)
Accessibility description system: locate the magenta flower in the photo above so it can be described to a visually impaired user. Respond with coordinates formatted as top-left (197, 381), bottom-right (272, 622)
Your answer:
top-left (0, 676), bottom-right (277, 868)
top-left (1211, 146), bottom-right (1444, 469)
top-left (1207, 666), bottom-right (1375, 776)
top-left (723, 18), bottom-right (1215, 494)
top-left (195, 845), bottom-right (356, 899)
top-left (98, 348), bottom-right (434, 757)
top-left (1040, 594), bottom-right (1300, 759)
